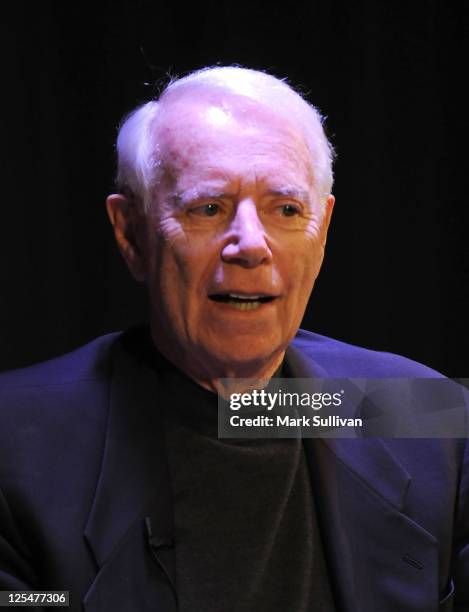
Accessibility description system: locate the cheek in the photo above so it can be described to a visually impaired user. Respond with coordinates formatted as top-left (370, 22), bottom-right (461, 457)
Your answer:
top-left (148, 219), bottom-right (188, 307)
top-left (147, 216), bottom-right (189, 277)
top-left (148, 222), bottom-right (218, 304)
top-left (155, 214), bottom-right (187, 247)
top-left (277, 230), bottom-right (324, 292)
top-left (302, 218), bottom-right (326, 276)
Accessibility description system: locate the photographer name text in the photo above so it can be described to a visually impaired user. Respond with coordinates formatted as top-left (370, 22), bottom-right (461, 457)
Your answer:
top-left (229, 414), bottom-right (363, 428)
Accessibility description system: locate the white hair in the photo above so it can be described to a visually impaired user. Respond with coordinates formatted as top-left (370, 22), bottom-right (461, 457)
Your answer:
top-left (115, 66), bottom-right (335, 213)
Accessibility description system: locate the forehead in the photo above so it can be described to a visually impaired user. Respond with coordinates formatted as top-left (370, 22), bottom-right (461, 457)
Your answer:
top-left (155, 94), bottom-right (314, 191)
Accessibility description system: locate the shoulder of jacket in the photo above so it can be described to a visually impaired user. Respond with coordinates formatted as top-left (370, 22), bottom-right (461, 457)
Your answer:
top-left (291, 328), bottom-right (444, 377)
top-left (0, 331), bottom-right (123, 390)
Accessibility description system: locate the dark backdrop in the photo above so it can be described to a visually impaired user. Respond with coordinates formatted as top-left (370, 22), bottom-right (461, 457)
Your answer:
top-left (1, 1), bottom-right (467, 376)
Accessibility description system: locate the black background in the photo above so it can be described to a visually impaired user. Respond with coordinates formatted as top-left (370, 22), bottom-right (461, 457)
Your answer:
top-left (1, 1), bottom-right (467, 376)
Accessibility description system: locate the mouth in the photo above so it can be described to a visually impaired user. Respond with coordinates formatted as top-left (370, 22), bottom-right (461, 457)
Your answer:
top-left (208, 293), bottom-right (277, 311)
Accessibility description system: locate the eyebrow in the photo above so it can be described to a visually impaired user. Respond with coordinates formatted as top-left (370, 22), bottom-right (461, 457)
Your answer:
top-left (172, 186), bottom-right (311, 207)
top-left (266, 187), bottom-right (311, 203)
top-left (173, 189), bottom-right (236, 207)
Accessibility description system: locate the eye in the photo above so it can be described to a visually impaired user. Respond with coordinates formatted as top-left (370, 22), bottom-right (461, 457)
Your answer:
top-left (190, 202), bottom-right (221, 217)
top-left (278, 203), bottom-right (301, 217)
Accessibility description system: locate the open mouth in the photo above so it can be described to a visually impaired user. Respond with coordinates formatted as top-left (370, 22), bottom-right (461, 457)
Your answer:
top-left (209, 293), bottom-right (277, 311)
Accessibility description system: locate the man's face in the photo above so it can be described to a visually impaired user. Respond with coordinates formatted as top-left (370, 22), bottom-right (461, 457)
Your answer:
top-left (139, 93), bottom-right (333, 373)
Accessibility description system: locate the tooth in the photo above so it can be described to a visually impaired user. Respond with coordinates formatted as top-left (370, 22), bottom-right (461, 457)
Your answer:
top-left (228, 300), bottom-right (261, 311)
top-left (229, 294), bottom-right (261, 299)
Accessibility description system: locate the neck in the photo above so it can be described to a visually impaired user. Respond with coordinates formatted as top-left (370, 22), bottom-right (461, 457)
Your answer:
top-left (149, 327), bottom-right (286, 394)
top-left (200, 351), bottom-right (286, 395)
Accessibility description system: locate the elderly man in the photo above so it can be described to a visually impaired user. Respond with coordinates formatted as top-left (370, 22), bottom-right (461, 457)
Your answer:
top-left (0, 67), bottom-right (467, 612)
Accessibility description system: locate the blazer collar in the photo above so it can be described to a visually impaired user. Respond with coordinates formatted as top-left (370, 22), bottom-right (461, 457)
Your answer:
top-left (83, 332), bottom-right (177, 611)
top-left (285, 341), bottom-right (411, 510)
top-left (285, 341), bottom-right (438, 612)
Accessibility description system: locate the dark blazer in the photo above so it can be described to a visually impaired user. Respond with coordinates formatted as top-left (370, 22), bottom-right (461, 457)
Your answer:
top-left (0, 328), bottom-right (468, 612)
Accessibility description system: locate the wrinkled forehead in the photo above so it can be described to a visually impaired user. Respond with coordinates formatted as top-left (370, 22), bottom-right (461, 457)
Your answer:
top-left (154, 88), bottom-right (314, 179)
top-left (158, 83), bottom-right (294, 127)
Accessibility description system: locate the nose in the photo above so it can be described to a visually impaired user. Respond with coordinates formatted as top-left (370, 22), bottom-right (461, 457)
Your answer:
top-left (221, 199), bottom-right (272, 268)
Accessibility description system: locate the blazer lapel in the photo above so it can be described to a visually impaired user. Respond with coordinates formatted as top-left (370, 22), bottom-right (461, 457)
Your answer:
top-left (285, 343), bottom-right (440, 612)
top-left (83, 335), bottom-right (177, 612)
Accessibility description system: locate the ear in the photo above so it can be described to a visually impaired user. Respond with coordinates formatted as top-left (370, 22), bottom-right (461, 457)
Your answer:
top-left (106, 193), bottom-right (147, 282)
top-left (319, 194), bottom-right (335, 248)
